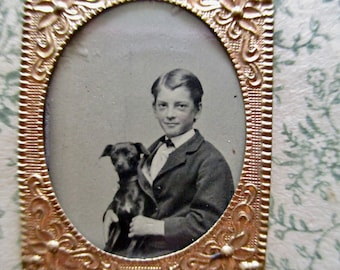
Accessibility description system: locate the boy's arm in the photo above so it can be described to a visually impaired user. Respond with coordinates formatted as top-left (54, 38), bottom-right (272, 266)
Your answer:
top-left (162, 156), bottom-right (234, 248)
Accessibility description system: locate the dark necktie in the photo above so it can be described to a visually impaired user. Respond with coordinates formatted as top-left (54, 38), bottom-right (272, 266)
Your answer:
top-left (161, 137), bottom-right (174, 148)
top-left (145, 137), bottom-right (174, 169)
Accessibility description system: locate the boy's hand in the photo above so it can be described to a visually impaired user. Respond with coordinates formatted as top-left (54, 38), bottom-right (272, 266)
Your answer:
top-left (129, 215), bottom-right (164, 237)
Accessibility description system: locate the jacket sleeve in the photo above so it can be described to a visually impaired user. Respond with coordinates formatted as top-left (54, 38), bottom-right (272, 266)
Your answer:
top-left (162, 153), bottom-right (234, 249)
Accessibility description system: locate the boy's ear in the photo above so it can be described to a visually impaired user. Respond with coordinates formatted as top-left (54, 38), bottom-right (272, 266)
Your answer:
top-left (195, 102), bottom-right (202, 120)
top-left (198, 102), bottom-right (202, 112)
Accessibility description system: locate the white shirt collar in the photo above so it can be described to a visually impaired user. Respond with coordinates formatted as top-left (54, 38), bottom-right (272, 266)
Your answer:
top-left (167, 129), bottom-right (195, 149)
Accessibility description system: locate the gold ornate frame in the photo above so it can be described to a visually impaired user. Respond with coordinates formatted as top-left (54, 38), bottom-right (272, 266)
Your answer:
top-left (18, 0), bottom-right (273, 269)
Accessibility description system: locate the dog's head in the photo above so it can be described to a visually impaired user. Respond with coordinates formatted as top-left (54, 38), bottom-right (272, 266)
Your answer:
top-left (100, 142), bottom-right (149, 175)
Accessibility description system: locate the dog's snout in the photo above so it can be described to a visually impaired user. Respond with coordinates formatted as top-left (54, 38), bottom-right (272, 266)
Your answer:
top-left (116, 159), bottom-right (124, 167)
top-left (115, 156), bottom-right (128, 169)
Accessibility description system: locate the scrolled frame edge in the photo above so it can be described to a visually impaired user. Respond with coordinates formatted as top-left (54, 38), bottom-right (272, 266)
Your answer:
top-left (18, 0), bottom-right (273, 269)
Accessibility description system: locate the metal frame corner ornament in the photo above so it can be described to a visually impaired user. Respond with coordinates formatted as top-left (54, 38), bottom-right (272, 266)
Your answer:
top-left (19, 0), bottom-right (273, 269)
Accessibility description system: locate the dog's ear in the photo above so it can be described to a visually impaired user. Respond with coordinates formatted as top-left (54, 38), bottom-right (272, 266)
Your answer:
top-left (134, 143), bottom-right (149, 156)
top-left (100, 145), bottom-right (114, 158)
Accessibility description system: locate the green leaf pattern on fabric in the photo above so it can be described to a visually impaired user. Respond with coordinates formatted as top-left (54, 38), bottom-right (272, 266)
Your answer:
top-left (269, 0), bottom-right (340, 269)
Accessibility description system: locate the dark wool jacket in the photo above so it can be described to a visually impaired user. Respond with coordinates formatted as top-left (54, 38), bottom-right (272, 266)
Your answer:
top-left (132, 130), bottom-right (234, 258)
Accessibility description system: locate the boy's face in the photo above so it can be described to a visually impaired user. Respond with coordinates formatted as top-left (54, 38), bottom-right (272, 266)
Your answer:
top-left (153, 85), bottom-right (201, 138)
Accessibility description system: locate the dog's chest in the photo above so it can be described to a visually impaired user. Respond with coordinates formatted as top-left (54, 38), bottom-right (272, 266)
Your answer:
top-left (113, 182), bottom-right (145, 216)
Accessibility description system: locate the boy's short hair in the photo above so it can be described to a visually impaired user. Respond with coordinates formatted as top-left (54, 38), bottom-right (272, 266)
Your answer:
top-left (151, 69), bottom-right (204, 110)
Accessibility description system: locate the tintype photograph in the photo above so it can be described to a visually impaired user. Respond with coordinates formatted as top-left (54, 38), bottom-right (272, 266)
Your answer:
top-left (45, 1), bottom-right (245, 258)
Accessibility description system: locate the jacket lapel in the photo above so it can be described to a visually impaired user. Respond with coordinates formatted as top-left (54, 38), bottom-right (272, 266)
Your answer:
top-left (156, 131), bottom-right (204, 179)
top-left (137, 163), bottom-right (156, 204)
top-left (137, 138), bottom-right (164, 204)
top-left (138, 131), bottom-right (204, 198)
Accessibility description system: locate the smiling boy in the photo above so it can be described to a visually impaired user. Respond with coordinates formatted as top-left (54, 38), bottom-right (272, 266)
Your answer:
top-left (128, 69), bottom-right (235, 258)
top-left (107, 68), bottom-right (234, 258)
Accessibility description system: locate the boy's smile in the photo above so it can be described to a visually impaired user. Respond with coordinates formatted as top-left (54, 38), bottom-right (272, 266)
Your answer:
top-left (153, 86), bottom-right (201, 138)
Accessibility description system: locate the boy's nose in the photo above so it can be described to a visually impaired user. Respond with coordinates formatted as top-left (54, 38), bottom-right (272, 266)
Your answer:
top-left (166, 107), bottom-right (175, 118)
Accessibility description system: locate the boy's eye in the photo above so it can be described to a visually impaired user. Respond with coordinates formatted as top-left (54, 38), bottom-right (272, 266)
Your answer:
top-left (157, 103), bottom-right (167, 109)
top-left (176, 103), bottom-right (188, 109)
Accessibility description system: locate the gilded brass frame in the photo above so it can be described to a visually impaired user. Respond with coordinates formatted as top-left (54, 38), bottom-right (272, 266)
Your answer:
top-left (18, 0), bottom-right (273, 269)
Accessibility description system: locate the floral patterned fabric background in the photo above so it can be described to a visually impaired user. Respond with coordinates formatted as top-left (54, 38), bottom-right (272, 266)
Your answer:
top-left (0, 0), bottom-right (339, 269)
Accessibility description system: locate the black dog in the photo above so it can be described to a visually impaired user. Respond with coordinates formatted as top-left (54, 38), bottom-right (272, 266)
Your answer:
top-left (100, 142), bottom-right (149, 256)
